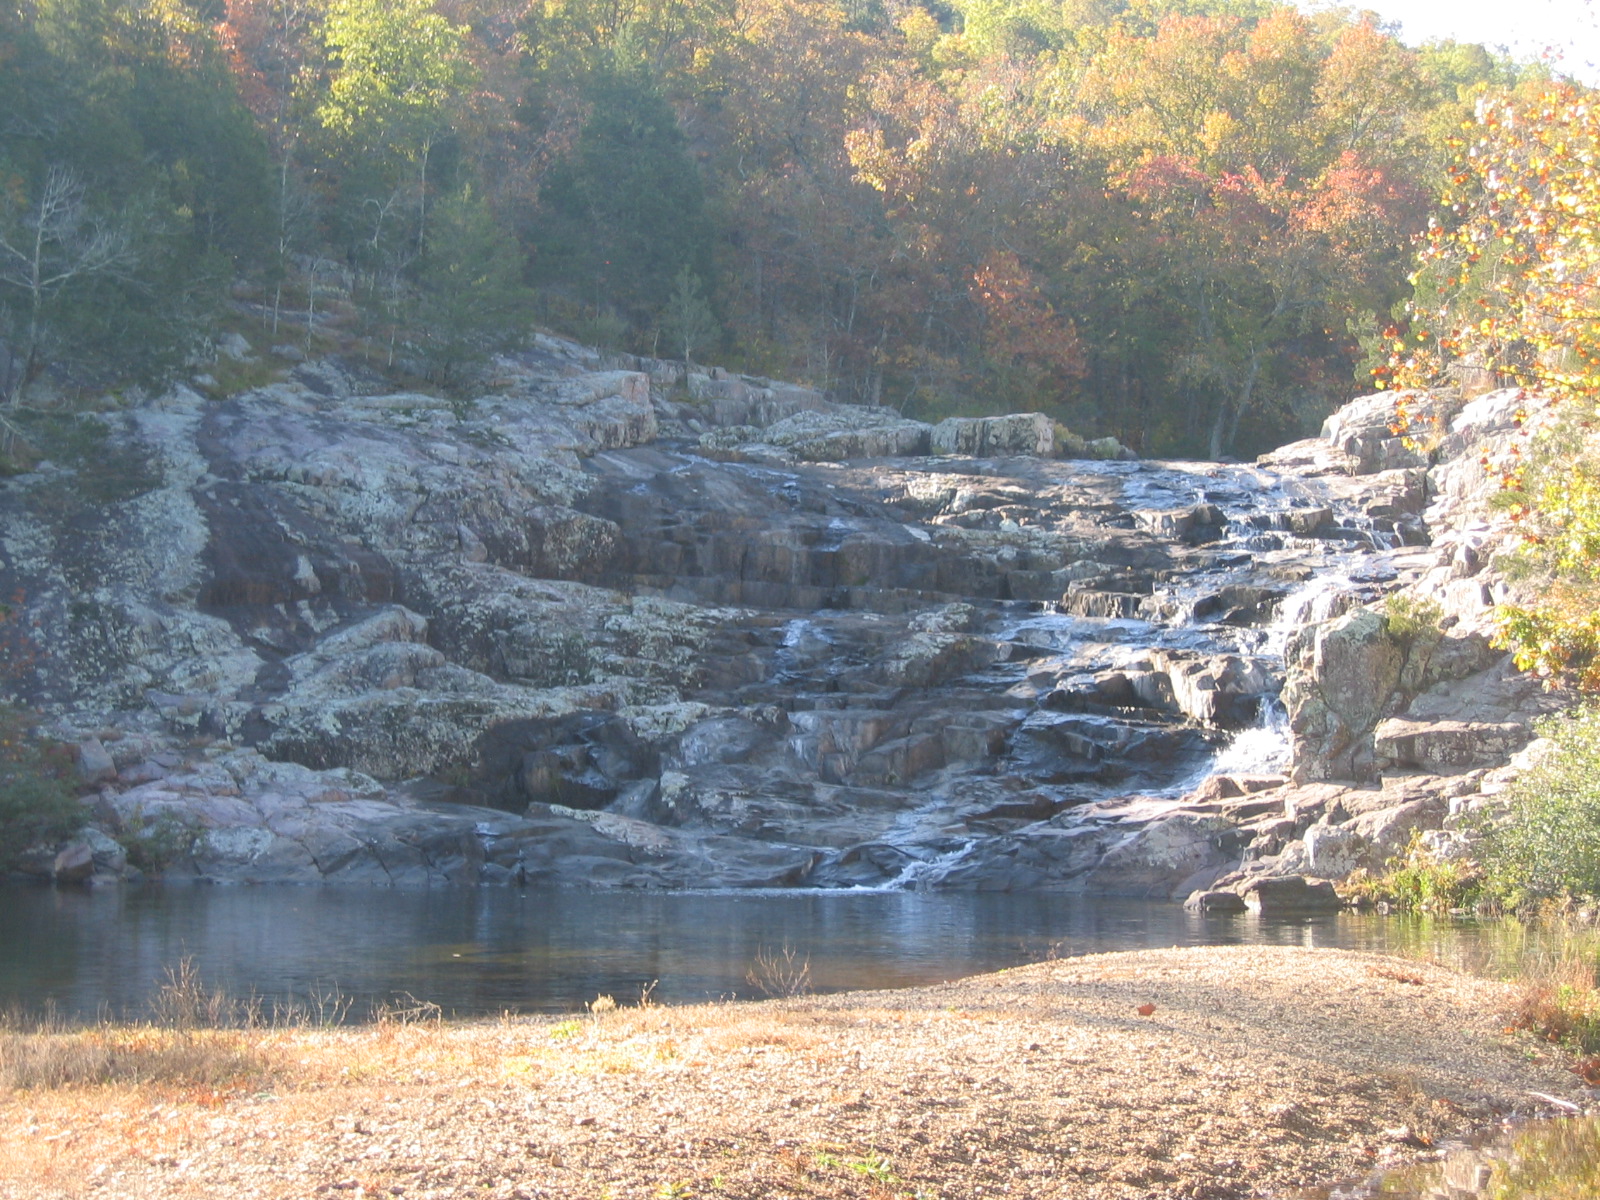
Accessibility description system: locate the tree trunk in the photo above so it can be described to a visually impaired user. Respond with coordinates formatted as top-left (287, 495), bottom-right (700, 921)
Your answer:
top-left (1209, 349), bottom-right (1260, 460)
top-left (417, 139), bottom-right (432, 256)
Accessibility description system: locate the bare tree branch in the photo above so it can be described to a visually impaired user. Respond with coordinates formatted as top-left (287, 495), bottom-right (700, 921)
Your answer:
top-left (0, 166), bottom-right (140, 405)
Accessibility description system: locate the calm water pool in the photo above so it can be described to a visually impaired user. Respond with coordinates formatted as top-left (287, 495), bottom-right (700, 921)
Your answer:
top-left (0, 883), bottom-right (1506, 1021)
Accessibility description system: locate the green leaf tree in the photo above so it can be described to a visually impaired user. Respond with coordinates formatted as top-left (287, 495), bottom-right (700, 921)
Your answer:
top-left (412, 185), bottom-right (530, 385)
top-left (660, 265), bottom-right (719, 364)
top-left (315, 0), bottom-right (473, 252)
top-left (532, 65), bottom-right (712, 326)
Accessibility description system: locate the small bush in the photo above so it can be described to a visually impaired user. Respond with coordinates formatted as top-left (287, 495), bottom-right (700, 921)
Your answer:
top-left (1494, 588), bottom-right (1600, 691)
top-left (1344, 831), bottom-right (1483, 913)
top-left (1479, 706), bottom-right (1600, 907)
top-left (1382, 593), bottom-right (1444, 649)
top-left (117, 808), bottom-right (197, 874)
top-left (745, 944), bottom-right (811, 999)
top-left (149, 957), bottom-right (255, 1031)
top-left (0, 706), bottom-right (85, 870)
top-left (1486, 414), bottom-right (1600, 691)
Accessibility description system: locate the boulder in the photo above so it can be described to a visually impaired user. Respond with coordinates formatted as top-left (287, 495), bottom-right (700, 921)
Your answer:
top-left (1373, 718), bottom-right (1529, 774)
top-left (761, 407), bottom-right (932, 461)
top-left (1239, 874), bottom-right (1343, 915)
top-left (76, 737), bottom-right (117, 783)
top-left (546, 371), bottom-right (658, 449)
top-left (789, 423), bottom-right (931, 461)
top-left (1184, 889), bottom-right (1248, 913)
top-left (1077, 813), bottom-right (1238, 898)
top-left (1301, 792), bottom-right (1449, 878)
top-left (81, 827), bottom-right (128, 874)
top-left (931, 413), bottom-right (1054, 457)
top-left (51, 841), bottom-right (95, 883)
top-left (1319, 391), bottom-right (1459, 475)
top-left (1153, 651), bottom-right (1275, 729)
top-left (1283, 606), bottom-right (1403, 782)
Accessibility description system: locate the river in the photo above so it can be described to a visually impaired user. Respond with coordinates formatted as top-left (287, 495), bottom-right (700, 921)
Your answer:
top-left (0, 882), bottom-right (1511, 1021)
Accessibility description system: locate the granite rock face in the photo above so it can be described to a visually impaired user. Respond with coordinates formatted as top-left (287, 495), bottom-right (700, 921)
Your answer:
top-left (0, 343), bottom-right (1558, 894)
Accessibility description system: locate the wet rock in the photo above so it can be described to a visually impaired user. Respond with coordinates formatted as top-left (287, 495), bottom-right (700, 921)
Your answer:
top-left (1153, 651), bottom-right (1275, 729)
top-left (1184, 889), bottom-right (1247, 913)
top-left (1059, 591), bottom-right (1147, 619)
top-left (0, 344), bottom-right (1554, 895)
top-left (1238, 874), bottom-right (1343, 915)
top-left (52, 840), bottom-right (98, 883)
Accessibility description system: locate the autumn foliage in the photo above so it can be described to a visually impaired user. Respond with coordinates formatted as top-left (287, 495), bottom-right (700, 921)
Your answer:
top-left (0, 0), bottom-right (1574, 455)
top-left (1389, 86), bottom-right (1600, 687)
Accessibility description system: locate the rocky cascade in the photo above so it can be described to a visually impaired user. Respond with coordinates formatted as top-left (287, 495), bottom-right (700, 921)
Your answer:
top-left (1, 338), bottom-right (1558, 897)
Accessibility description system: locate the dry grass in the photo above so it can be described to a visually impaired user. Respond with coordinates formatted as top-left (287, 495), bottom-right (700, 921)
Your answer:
top-left (1509, 942), bottom-right (1600, 1054)
top-left (0, 1012), bottom-right (277, 1092)
top-left (0, 947), bottom-right (1591, 1200)
top-left (0, 956), bottom-right (339, 1093)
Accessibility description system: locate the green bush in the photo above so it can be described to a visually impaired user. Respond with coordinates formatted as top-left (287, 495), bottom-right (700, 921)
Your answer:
top-left (1479, 706), bottom-right (1600, 907)
top-left (1344, 830), bottom-right (1484, 913)
top-left (0, 706), bottom-right (85, 870)
top-left (117, 809), bottom-right (196, 874)
top-left (1382, 593), bottom-right (1444, 649)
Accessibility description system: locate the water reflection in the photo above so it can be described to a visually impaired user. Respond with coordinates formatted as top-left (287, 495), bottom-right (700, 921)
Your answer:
top-left (1291, 1116), bottom-right (1600, 1199)
top-left (0, 884), bottom-right (1533, 1021)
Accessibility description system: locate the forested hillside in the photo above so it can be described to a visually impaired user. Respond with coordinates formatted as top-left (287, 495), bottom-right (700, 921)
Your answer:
top-left (0, 0), bottom-right (1556, 455)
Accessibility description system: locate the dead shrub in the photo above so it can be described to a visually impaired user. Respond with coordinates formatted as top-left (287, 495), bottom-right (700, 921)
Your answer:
top-left (745, 944), bottom-right (811, 999)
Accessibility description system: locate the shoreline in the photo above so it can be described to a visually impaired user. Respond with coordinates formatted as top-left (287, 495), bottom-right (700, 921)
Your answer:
top-left (4, 944), bottom-right (1592, 1199)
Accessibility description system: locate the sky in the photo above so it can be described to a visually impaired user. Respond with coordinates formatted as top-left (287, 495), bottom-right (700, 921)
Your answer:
top-left (1299, 0), bottom-right (1600, 83)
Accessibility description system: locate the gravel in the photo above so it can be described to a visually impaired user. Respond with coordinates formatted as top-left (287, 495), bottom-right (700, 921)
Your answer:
top-left (3, 945), bottom-right (1590, 1199)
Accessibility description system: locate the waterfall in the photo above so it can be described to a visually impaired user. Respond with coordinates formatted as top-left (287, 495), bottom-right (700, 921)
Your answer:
top-left (879, 840), bottom-right (978, 891)
top-left (1202, 574), bottom-right (1357, 779)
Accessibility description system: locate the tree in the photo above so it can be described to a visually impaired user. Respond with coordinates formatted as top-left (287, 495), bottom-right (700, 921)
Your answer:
top-left (412, 184), bottom-right (530, 384)
top-left (315, 0), bottom-right (474, 252)
top-left (0, 705), bottom-right (82, 871)
top-left (532, 65), bottom-right (712, 324)
top-left (218, 0), bottom-right (322, 332)
top-left (0, 166), bottom-right (138, 405)
top-left (1389, 84), bottom-right (1600, 687)
top-left (0, 0), bottom-right (273, 400)
top-left (660, 265), bottom-right (719, 363)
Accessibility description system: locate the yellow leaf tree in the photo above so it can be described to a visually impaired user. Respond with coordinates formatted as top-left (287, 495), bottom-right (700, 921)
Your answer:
top-left (1389, 83), bottom-right (1600, 686)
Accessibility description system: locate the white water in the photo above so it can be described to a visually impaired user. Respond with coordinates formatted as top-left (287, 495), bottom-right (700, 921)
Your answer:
top-left (880, 839), bottom-right (979, 891)
top-left (1198, 572), bottom-right (1359, 780)
top-left (1208, 702), bottom-right (1290, 776)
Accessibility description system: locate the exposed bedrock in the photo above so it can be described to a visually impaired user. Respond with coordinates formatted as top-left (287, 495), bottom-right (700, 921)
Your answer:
top-left (0, 333), bottom-right (1557, 893)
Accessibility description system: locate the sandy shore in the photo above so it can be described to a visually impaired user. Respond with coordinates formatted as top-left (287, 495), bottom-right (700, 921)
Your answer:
top-left (3, 945), bottom-right (1591, 1199)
